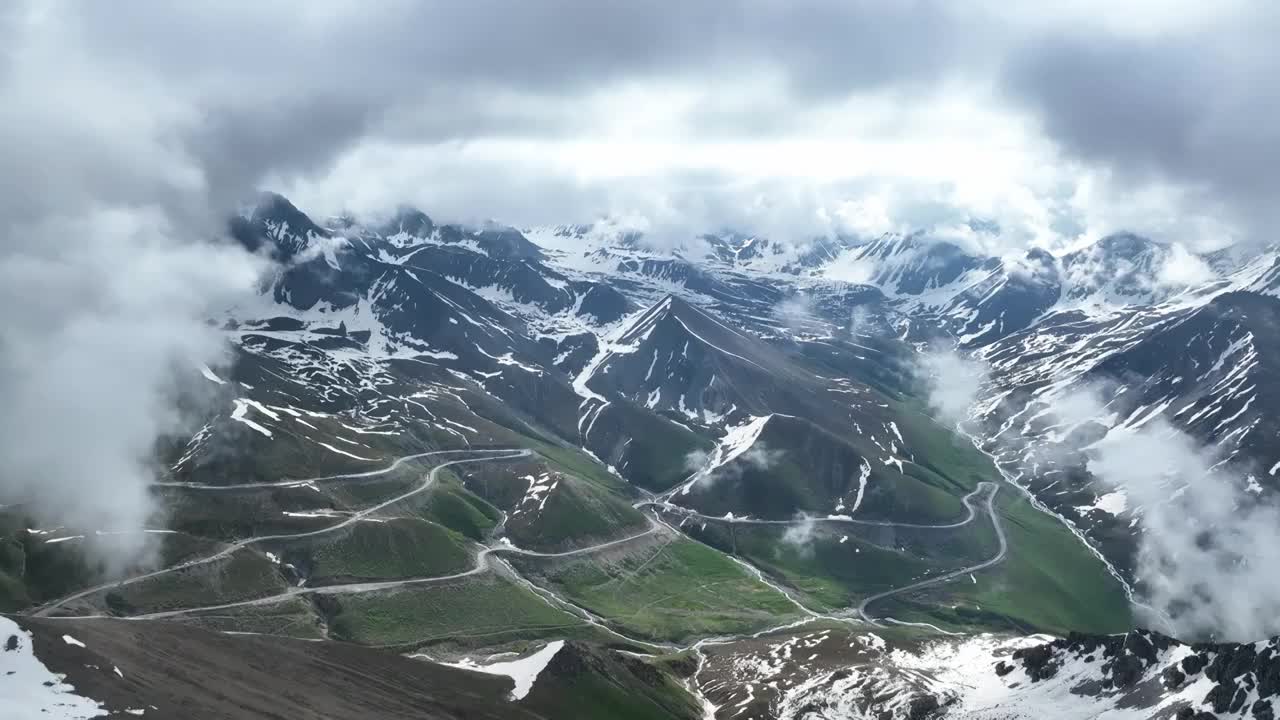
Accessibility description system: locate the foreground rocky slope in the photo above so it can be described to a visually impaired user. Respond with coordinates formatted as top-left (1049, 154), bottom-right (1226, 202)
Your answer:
top-left (2, 615), bottom-right (698, 719)
top-left (697, 626), bottom-right (1280, 719)
top-left (9, 611), bottom-right (1278, 719)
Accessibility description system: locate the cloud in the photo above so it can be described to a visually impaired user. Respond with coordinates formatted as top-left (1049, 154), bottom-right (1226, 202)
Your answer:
top-left (1000, 5), bottom-right (1280, 246)
top-left (920, 343), bottom-right (1280, 641)
top-left (1050, 387), bottom-right (1280, 642)
top-left (781, 513), bottom-right (819, 557)
top-left (684, 448), bottom-right (712, 475)
top-left (286, 3), bottom-right (1278, 250)
top-left (825, 252), bottom-right (878, 285)
top-left (921, 337), bottom-right (1280, 642)
top-left (848, 306), bottom-right (874, 337)
top-left (991, 376), bottom-right (1280, 642)
top-left (67, 1), bottom-right (988, 144)
top-left (0, 213), bottom-right (263, 572)
top-left (773, 293), bottom-right (827, 337)
top-left (0, 2), bottom-right (375, 573)
top-left (1156, 242), bottom-right (1218, 289)
top-left (740, 446), bottom-right (783, 471)
top-left (77, 1), bottom-right (980, 111)
top-left (916, 348), bottom-right (992, 428)
top-left (15, 0), bottom-right (1264, 252)
top-left (688, 443), bottom-right (783, 491)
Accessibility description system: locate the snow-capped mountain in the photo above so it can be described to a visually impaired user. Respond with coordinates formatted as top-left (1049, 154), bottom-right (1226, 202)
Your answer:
top-left (225, 193), bottom-right (1280, 589)
top-left (698, 626), bottom-right (1280, 719)
top-left (8, 193), bottom-right (1280, 720)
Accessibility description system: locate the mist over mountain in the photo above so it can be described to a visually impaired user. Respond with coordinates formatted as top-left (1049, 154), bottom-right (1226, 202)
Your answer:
top-left (6, 191), bottom-right (1280, 718)
top-left (6, 2), bottom-right (1280, 719)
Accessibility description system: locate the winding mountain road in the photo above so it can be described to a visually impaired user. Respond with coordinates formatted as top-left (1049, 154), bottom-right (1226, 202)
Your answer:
top-left (34, 449), bottom-right (530, 617)
top-left (126, 518), bottom-right (665, 621)
top-left (151, 448), bottom-right (497, 490)
top-left (639, 482), bottom-right (996, 530)
top-left (855, 482), bottom-right (1007, 624)
top-left (644, 481), bottom-right (1012, 632)
top-left (40, 446), bottom-right (1012, 657)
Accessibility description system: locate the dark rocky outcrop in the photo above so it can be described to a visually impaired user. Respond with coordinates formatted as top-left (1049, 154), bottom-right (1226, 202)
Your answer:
top-left (1002, 629), bottom-right (1280, 719)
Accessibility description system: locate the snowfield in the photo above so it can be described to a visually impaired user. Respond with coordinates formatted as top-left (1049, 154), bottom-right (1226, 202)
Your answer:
top-left (437, 640), bottom-right (565, 700)
top-left (1, 617), bottom-right (106, 719)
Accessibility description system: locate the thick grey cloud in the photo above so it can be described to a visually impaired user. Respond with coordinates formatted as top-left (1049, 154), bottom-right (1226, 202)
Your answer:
top-left (1046, 385), bottom-right (1280, 642)
top-left (188, 98), bottom-right (374, 215)
top-left (17, 0), bottom-right (1271, 249)
top-left (73, 1), bottom-right (985, 108)
top-left (0, 0), bottom-right (997, 255)
top-left (3, 0), bottom-right (1274, 584)
top-left (1001, 8), bottom-right (1280, 242)
top-left (0, 1), bottom-right (322, 571)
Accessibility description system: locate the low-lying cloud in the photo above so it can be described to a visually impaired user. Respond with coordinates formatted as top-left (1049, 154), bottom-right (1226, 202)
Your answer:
top-left (1050, 387), bottom-right (1280, 642)
top-left (686, 443), bottom-right (783, 491)
top-left (781, 513), bottom-right (819, 556)
top-left (918, 347), bottom-right (1280, 642)
top-left (773, 292), bottom-right (830, 337)
top-left (916, 347), bottom-right (992, 428)
top-left (0, 3), bottom-right (356, 574)
top-left (683, 447), bottom-right (712, 475)
top-left (0, 214), bottom-right (263, 572)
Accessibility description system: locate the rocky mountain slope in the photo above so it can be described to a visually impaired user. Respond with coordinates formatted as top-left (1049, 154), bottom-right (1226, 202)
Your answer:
top-left (3, 193), bottom-right (1278, 718)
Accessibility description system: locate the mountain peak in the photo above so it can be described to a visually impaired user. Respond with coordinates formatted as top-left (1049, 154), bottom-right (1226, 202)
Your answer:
top-left (1097, 231), bottom-right (1156, 251)
top-left (381, 206), bottom-right (434, 238)
top-left (228, 191), bottom-right (329, 259)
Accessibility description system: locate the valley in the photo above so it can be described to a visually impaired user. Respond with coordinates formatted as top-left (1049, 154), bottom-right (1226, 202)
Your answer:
top-left (3, 195), bottom-right (1275, 719)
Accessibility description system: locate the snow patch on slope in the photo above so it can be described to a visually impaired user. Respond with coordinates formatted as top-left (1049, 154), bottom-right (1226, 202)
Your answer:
top-left (438, 640), bottom-right (565, 700)
top-left (0, 617), bottom-right (107, 719)
top-left (681, 415), bottom-right (772, 495)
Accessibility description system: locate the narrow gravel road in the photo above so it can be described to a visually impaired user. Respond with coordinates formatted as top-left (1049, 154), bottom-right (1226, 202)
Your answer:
top-left (856, 482), bottom-right (1006, 624)
top-left (639, 482), bottom-right (996, 530)
top-left (34, 449), bottom-right (529, 617)
top-left (128, 512), bottom-right (663, 621)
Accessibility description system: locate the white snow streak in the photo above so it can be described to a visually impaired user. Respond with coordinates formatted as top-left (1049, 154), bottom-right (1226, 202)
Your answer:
top-left (438, 640), bottom-right (565, 700)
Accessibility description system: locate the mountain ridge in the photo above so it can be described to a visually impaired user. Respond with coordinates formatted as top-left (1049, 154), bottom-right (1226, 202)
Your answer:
top-left (4, 192), bottom-right (1278, 719)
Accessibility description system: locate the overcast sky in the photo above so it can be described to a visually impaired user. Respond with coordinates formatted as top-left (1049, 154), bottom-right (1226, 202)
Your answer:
top-left (0, 0), bottom-right (1276, 572)
top-left (6, 0), bottom-right (1280, 253)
